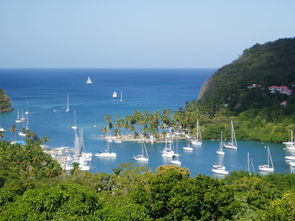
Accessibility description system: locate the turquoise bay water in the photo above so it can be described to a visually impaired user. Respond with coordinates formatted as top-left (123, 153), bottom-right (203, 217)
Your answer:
top-left (0, 69), bottom-right (293, 176)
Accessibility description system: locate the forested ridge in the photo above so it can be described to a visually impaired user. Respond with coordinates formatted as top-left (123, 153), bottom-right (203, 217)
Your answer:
top-left (199, 37), bottom-right (295, 115)
top-left (0, 138), bottom-right (294, 220)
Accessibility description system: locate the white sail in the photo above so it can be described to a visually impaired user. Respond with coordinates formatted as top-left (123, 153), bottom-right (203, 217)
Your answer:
top-left (112, 91), bottom-right (118, 99)
top-left (120, 91), bottom-right (123, 102)
top-left (191, 119), bottom-right (202, 146)
top-left (223, 120), bottom-right (238, 150)
top-left (216, 131), bottom-right (225, 155)
top-left (259, 146), bottom-right (274, 172)
top-left (66, 94), bottom-right (70, 112)
top-left (86, 76), bottom-right (93, 84)
top-left (71, 110), bottom-right (78, 130)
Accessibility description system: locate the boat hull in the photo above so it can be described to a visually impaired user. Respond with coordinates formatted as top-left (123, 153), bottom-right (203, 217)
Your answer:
top-left (212, 168), bottom-right (229, 175)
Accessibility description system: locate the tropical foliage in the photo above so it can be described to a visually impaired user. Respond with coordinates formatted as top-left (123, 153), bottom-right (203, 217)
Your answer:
top-left (0, 137), bottom-right (294, 220)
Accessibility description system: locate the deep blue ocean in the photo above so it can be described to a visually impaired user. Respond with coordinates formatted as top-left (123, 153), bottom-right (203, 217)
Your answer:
top-left (0, 69), bottom-right (293, 176)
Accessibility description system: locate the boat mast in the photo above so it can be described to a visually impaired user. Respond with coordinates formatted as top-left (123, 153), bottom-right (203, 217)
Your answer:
top-left (268, 147), bottom-right (274, 168)
top-left (247, 152), bottom-right (250, 173)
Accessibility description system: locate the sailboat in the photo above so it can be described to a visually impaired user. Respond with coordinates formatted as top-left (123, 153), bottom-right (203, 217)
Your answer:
top-left (183, 141), bottom-right (193, 151)
top-left (259, 146), bottom-right (274, 172)
top-left (120, 91), bottom-right (123, 102)
top-left (171, 139), bottom-right (181, 165)
top-left (71, 111), bottom-right (78, 130)
top-left (112, 91), bottom-right (118, 99)
top-left (86, 76), bottom-right (93, 84)
top-left (66, 95), bottom-right (70, 112)
top-left (15, 110), bottom-right (22, 123)
top-left (247, 152), bottom-right (255, 174)
top-left (0, 114), bottom-right (4, 132)
top-left (223, 120), bottom-right (238, 150)
top-left (283, 130), bottom-right (295, 150)
top-left (25, 102), bottom-right (29, 115)
top-left (25, 113), bottom-right (29, 130)
top-left (162, 139), bottom-right (175, 157)
top-left (216, 131), bottom-right (225, 155)
top-left (134, 141), bottom-right (149, 162)
top-left (191, 119), bottom-right (202, 146)
top-left (20, 110), bottom-right (26, 122)
top-left (212, 160), bottom-right (228, 175)
top-left (95, 141), bottom-right (117, 158)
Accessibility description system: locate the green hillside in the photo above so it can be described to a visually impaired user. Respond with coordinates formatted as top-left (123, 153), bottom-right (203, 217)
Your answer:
top-left (0, 89), bottom-right (12, 112)
top-left (199, 38), bottom-right (295, 115)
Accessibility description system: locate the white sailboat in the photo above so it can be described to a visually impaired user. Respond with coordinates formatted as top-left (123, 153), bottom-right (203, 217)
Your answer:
top-left (134, 141), bottom-right (149, 162)
top-left (25, 102), bottom-right (29, 115)
top-left (20, 110), bottom-right (26, 122)
top-left (212, 165), bottom-right (228, 175)
top-left (191, 119), bottom-right (202, 146)
top-left (216, 131), bottom-right (225, 155)
top-left (212, 146), bottom-right (228, 175)
top-left (247, 152), bottom-right (255, 174)
top-left (15, 110), bottom-right (22, 123)
top-left (162, 139), bottom-right (175, 158)
top-left (0, 114), bottom-right (4, 132)
top-left (25, 113), bottom-right (29, 130)
top-left (112, 91), bottom-right (118, 99)
top-left (223, 120), bottom-right (238, 150)
top-left (120, 91), bottom-right (123, 102)
top-left (86, 76), bottom-right (93, 84)
top-left (259, 146), bottom-right (274, 172)
top-left (71, 111), bottom-right (78, 130)
top-left (95, 141), bottom-right (117, 158)
top-left (283, 130), bottom-right (295, 150)
top-left (171, 139), bottom-right (181, 165)
top-left (66, 95), bottom-right (70, 112)
top-left (183, 141), bottom-right (193, 151)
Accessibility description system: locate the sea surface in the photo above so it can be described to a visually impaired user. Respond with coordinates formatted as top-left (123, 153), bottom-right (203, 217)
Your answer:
top-left (0, 68), bottom-right (293, 176)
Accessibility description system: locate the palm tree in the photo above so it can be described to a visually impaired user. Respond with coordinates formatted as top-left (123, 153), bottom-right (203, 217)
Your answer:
top-left (70, 162), bottom-right (80, 175)
top-left (9, 125), bottom-right (16, 141)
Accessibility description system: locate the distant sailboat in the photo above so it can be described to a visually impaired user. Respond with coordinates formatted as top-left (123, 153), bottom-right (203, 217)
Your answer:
top-left (15, 110), bottom-right (22, 123)
top-left (66, 95), bottom-right (70, 112)
top-left (216, 131), bottom-right (225, 155)
top-left (171, 139), bottom-right (181, 165)
top-left (25, 102), bottom-right (29, 115)
top-left (0, 114), bottom-right (4, 132)
top-left (71, 111), bottom-right (78, 130)
top-left (134, 141), bottom-right (149, 162)
top-left (162, 139), bottom-right (175, 157)
top-left (112, 91), bottom-right (118, 99)
top-left (120, 91), bottom-right (123, 102)
top-left (247, 152), bottom-right (255, 174)
top-left (223, 120), bottom-right (238, 150)
top-left (183, 141), bottom-right (193, 151)
top-left (95, 141), bottom-right (117, 158)
top-left (86, 76), bottom-right (93, 84)
top-left (191, 119), bottom-right (202, 146)
top-left (259, 146), bottom-right (274, 173)
top-left (283, 130), bottom-right (295, 150)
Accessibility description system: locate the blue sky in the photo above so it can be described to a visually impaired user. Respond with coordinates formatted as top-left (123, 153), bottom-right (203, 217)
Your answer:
top-left (0, 0), bottom-right (294, 68)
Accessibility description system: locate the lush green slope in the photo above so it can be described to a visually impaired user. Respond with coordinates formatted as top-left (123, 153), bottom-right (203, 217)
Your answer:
top-left (199, 38), bottom-right (295, 115)
top-left (0, 89), bottom-right (12, 112)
